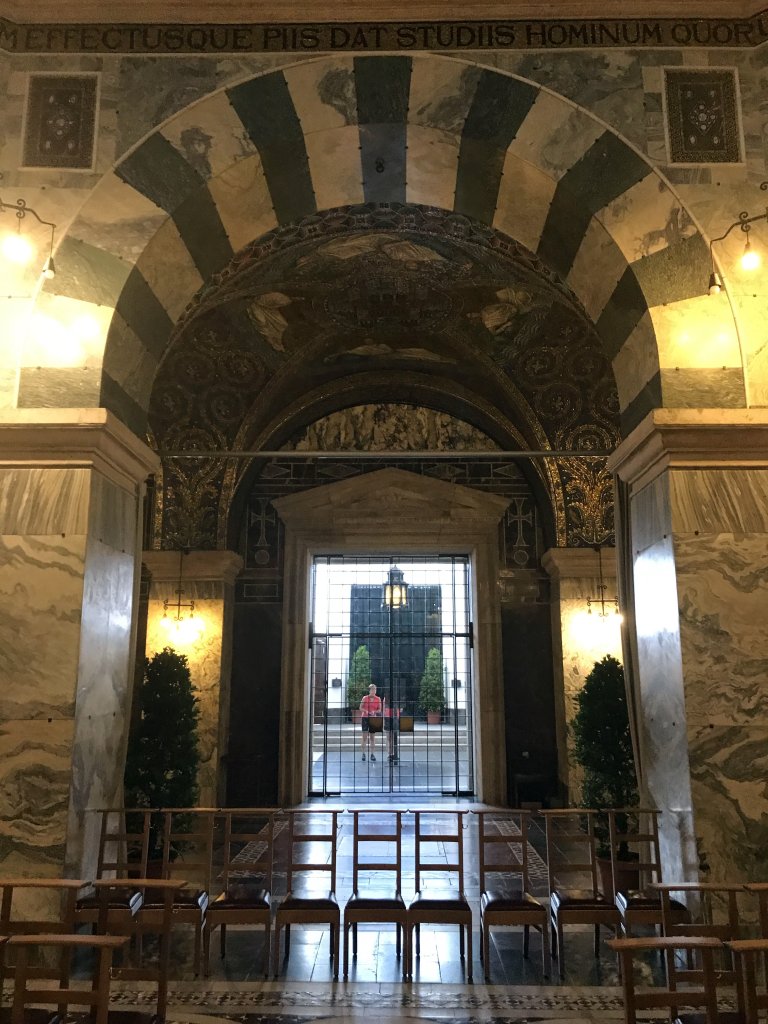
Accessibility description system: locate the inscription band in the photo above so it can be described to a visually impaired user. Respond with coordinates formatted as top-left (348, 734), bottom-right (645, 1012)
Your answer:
top-left (2, 15), bottom-right (768, 54)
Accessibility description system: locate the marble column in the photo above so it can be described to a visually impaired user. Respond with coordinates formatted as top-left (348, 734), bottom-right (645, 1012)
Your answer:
top-left (142, 549), bottom-right (243, 808)
top-left (0, 409), bottom-right (158, 881)
top-left (541, 547), bottom-right (622, 801)
top-left (609, 409), bottom-right (768, 885)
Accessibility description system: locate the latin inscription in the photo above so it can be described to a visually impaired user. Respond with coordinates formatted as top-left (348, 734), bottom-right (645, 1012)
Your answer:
top-left (2, 16), bottom-right (768, 54)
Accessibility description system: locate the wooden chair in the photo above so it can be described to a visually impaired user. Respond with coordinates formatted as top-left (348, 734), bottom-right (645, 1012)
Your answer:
top-left (203, 808), bottom-right (275, 977)
top-left (609, 935), bottom-right (735, 1024)
top-left (745, 883), bottom-right (768, 982)
top-left (137, 808), bottom-right (214, 975)
top-left (543, 809), bottom-right (620, 977)
top-left (272, 809), bottom-right (340, 979)
top-left (476, 809), bottom-right (550, 980)
top-left (75, 808), bottom-right (154, 933)
top-left (0, 934), bottom-right (128, 1024)
top-left (607, 809), bottom-right (689, 937)
top-left (342, 809), bottom-right (408, 981)
top-left (90, 877), bottom-right (186, 1022)
top-left (407, 809), bottom-right (473, 982)
top-left (654, 882), bottom-right (746, 1000)
top-left (727, 938), bottom-right (768, 1024)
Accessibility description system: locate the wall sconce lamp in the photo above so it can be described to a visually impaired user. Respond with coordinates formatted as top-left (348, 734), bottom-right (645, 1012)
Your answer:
top-left (383, 565), bottom-right (408, 609)
top-left (587, 545), bottom-right (622, 622)
top-left (162, 549), bottom-right (204, 645)
top-left (708, 180), bottom-right (767, 295)
top-left (0, 194), bottom-right (57, 279)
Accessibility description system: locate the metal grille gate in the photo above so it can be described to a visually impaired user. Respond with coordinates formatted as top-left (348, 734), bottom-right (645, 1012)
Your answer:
top-left (308, 555), bottom-right (474, 796)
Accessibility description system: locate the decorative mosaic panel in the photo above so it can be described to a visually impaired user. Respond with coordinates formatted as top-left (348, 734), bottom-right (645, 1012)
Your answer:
top-left (23, 74), bottom-right (98, 169)
top-left (664, 67), bottom-right (741, 164)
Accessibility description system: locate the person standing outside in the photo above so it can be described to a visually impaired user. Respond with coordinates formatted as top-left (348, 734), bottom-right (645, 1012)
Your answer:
top-left (360, 683), bottom-right (382, 761)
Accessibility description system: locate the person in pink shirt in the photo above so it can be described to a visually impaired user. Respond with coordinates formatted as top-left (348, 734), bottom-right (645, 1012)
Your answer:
top-left (359, 683), bottom-right (382, 761)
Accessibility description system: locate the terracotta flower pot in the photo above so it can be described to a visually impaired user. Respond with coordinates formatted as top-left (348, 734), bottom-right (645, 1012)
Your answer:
top-left (426, 711), bottom-right (442, 725)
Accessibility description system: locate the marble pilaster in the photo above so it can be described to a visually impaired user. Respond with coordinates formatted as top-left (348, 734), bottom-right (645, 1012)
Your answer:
top-left (0, 408), bottom-right (159, 882)
top-left (609, 409), bottom-right (768, 885)
top-left (541, 547), bottom-right (622, 801)
top-left (142, 549), bottom-right (243, 808)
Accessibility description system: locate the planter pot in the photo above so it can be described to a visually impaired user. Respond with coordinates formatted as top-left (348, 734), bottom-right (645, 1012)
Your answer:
top-left (597, 855), bottom-right (640, 897)
top-left (426, 711), bottom-right (442, 725)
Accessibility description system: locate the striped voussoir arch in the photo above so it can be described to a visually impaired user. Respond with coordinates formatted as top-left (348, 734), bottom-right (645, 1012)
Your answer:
top-left (38, 53), bottom-right (742, 435)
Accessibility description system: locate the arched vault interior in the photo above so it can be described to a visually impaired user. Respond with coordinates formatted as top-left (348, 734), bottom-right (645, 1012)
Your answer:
top-left (147, 204), bottom-right (620, 550)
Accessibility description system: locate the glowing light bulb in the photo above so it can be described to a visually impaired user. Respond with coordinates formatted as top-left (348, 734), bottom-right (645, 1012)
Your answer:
top-left (741, 238), bottom-right (761, 271)
top-left (1, 231), bottom-right (34, 266)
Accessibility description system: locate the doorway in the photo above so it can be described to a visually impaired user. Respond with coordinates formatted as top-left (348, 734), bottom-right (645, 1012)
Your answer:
top-left (309, 555), bottom-right (474, 796)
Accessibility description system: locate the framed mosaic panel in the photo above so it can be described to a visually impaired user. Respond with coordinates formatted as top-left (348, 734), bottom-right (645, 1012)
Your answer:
top-left (22, 74), bottom-right (98, 169)
top-left (663, 67), bottom-right (742, 164)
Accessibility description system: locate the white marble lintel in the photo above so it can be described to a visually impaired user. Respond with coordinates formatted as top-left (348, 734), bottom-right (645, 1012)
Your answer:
top-left (142, 550), bottom-right (243, 585)
top-left (608, 409), bottom-right (768, 493)
top-left (0, 409), bottom-right (160, 494)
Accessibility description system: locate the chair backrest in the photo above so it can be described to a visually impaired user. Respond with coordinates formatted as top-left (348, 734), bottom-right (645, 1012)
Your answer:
top-left (476, 809), bottom-right (534, 895)
top-left (216, 808), bottom-right (276, 895)
top-left (0, 934), bottom-right (128, 1024)
top-left (350, 809), bottom-right (403, 896)
top-left (727, 938), bottom-right (768, 1024)
top-left (96, 807), bottom-right (154, 877)
top-left (542, 809), bottom-right (600, 896)
top-left (610, 935), bottom-right (725, 1024)
top-left (159, 807), bottom-right (216, 888)
top-left (0, 878), bottom-right (85, 937)
top-left (607, 808), bottom-right (663, 899)
top-left (413, 810), bottom-right (466, 895)
top-left (285, 809), bottom-right (339, 896)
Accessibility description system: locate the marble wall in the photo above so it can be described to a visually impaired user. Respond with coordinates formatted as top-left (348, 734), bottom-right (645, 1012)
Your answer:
top-left (542, 548), bottom-right (623, 801)
top-left (143, 550), bottom-right (242, 808)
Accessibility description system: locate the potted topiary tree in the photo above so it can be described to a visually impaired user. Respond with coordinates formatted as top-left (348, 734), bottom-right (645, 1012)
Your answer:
top-left (418, 647), bottom-right (446, 725)
top-left (124, 646), bottom-right (201, 862)
top-left (347, 644), bottom-right (372, 724)
top-left (571, 654), bottom-right (639, 895)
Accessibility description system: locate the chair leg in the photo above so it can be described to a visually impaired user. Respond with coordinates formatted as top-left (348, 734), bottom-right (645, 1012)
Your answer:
top-left (401, 925), bottom-right (409, 981)
top-left (220, 923), bottom-right (227, 958)
top-left (262, 923), bottom-right (270, 979)
top-left (285, 923), bottom-right (291, 956)
top-left (272, 922), bottom-right (281, 978)
top-left (343, 922), bottom-right (350, 981)
top-left (593, 923), bottom-right (600, 957)
top-left (523, 924), bottom-right (530, 958)
top-left (396, 923), bottom-right (401, 959)
top-left (550, 915), bottom-right (558, 959)
top-left (557, 922), bottom-right (565, 978)
top-left (466, 924), bottom-right (473, 983)
top-left (482, 922), bottom-right (490, 981)
top-left (202, 924), bottom-right (211, 978)
top-left (459, 923), bottom-right (465, 958)
top-left (415, 923), bottom-right (420, 956)
top-left (193, 921), bottom-right (202, 976)
top-left (332, 920), bottom-right (339, 980)
top-left (353, 922), bottom-right (358, 957)
top-left (541, 925), bottom-right (551, 979)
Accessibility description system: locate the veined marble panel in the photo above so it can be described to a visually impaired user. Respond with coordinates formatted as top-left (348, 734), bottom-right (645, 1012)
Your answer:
top-left (493, 154), bottom-right (556, 252)
top-left (285, 57), bottom-right (358, 131)
top-left (507, 90), bottom-right (604, 180)
top-left (409, 57), bottom-right (480, 135)
top-left (161, 88), bottom-right (259, 179)
top-left (0, 467), bottom-right (89, 536)
top-left (689, 723), bottom-right (768, 884)
top-left (0, 534), bottom-right (86, 720)
top-left (675, 532), bottom-right (768, 729)
top-left (566, 217), bottom-right (626, 322)
top-left (135, 217), bottom-right (204, 322)
top-left (598, 172), bottom-right (692, 263)
top-left (671, 470), bottom-right (768, 535)
top-left (207, 154), bottom-right (278, 252)
top-left (406, 125), bottom-right (459, 211)
top-left (73, 172), bottom-right (168, 263)
top-left (652, 293), bottom-right (741, 370)
top-left (88, 472), bottom-right (140, 556)
top-left (631, 472), bottom-right (672, 555)
top-left (632, 535), bottom-right (697, 881)
top-left (611, 311), bottom-right (660, 413)
top-left (305, 125), bottom-right (364, 210)
top-left (0, 717), bottom-right (72, 874)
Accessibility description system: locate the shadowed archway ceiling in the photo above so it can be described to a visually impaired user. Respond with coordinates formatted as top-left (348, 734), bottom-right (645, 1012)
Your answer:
top-left (148, 204), bottom-right (621, 549)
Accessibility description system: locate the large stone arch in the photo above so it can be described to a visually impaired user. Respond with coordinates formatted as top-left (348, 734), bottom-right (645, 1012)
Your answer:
top-left (35, 53), bottom-right (744, 435)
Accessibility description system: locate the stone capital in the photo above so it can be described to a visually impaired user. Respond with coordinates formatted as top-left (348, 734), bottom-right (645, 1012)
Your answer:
top-left (143, 549), bottom-right (244, 585)
top-left (608, 409), bottom-right (768, 491)
top-left (541, 546), bottom-right (616, 580)
top-left (0, 408), bottom-right (160, 493)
